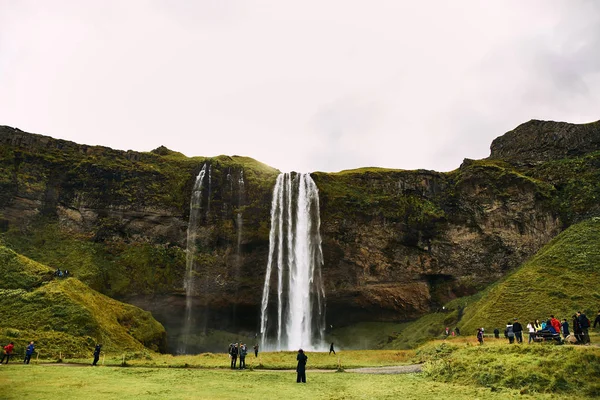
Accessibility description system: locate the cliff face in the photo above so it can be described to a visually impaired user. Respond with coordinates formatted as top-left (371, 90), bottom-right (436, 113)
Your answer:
top-left (1, 120), bottom-right (598, 342)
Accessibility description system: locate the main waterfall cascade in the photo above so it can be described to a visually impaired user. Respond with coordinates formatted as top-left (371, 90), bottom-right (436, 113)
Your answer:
top-left (179, 163), bottom-right (208, 354)
top-left (259, 173), bottom-right (326, 351)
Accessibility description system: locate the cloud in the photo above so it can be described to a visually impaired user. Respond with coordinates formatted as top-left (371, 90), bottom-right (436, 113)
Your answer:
top-left (0, 0), bottom-right (598, 173)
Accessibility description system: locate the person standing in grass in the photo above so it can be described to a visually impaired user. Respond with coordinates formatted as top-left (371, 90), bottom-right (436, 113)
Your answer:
top-left (92, 344), bottom-right (102, 366)
top-left (577, 311), bottom-right (591, 344)
top-left (296, 349), bottom-right (308, 383)
top-left (494, 328), bottom-right (500, 339)
top-left (0, 342), bottom-right (14, 364)
top-left (526, 322), bottom-right (535, 344)
top-left (561, 319), bottom-right (570, 339)
top-left (477, 328), bottom-right (484, 345)
top-left (23, 341), bottom-right (34, 364)
top-left (512, 318), bottom-right (523, 343)
top-left (239, 343), bottom-right (247, 369)
top-left (505, 322), bottom-right (515, 344)
top-left (230, 343), bottom-right (238, 369)
top-left (594, 310), bottom-right (600, 329)
top-left (253, 343), bottom-right (259, 357)
top-left (572, 315), bottom-right (583, 343)
top-left (329, 342), bottom-right (335, 355)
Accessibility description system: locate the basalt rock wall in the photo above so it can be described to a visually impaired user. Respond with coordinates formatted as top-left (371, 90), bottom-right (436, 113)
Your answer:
top-left (1, 120), bottom-right (598, 334)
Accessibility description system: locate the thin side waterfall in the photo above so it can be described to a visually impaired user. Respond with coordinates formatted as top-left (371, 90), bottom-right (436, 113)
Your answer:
top-left (179, 164), bottom-right (207, 354)
top-left (232, 169), bottom-right (245, 328)
top-left (259, 172), bottom-right (326, 351)
top-left (236, 170), bottom-right (245, 256)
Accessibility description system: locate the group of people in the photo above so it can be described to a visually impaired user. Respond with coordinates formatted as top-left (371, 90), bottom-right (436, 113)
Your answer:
top-left (444, 327), bottom-right (460, 337)
top-left (0, 341), bottom-right (35, 364)
top-left (54, 268), bottom-right (70, 278)
top-left (477, 310), bottom-right (597, 345)
top-left (228, 342), bottom-right (257, 369)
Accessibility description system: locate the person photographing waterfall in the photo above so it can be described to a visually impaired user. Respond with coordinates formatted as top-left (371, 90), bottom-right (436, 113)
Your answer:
top-left (296, 349), bottom-right (308, 383)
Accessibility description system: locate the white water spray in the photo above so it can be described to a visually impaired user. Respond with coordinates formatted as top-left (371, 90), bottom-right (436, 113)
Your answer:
top-left (259, 173), bottom-right (326, 351)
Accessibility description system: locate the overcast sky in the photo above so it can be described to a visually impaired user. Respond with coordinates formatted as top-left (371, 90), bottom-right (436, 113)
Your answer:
top-left (1, 1), bottom-right (599, 173)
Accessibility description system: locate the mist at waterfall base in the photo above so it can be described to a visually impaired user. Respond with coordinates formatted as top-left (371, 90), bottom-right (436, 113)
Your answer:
top-left (259, 172), bottom-right (327, 352)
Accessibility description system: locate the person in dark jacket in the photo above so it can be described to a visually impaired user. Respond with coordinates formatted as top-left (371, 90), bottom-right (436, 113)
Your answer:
top-left (92, 344), bottom-right (102, 366)
top-left (572, 315), bottom-right (583, 344)
top-left (505, 323), bottom-right (515, 344)
top-left (577, 311), bottom-right (591, 344)
top-left (594, 310), bottom-right (600, 329)
top-left (230, 343), bottom-right (238, 369)
top-left (561, 319), bottom-right (570, 339)
top-left (476, 328), bottom-right (484, 345)
top-left (493, 328), bottom-right (500, 339)
top-left (23, 341), bottom-right (34, 364)
top-left (329, 342), bottom-right (336, 355)
top-left (239, 343), bottom-right (247, 369)
top-left (296, 349), bottom-right (308, 383)
top-left (512, 318), bottom-right (523, 343)
top-left (0, 342), bottom-right (14, 364)
top-left (454, 327), bottom-right (460, 336)
top-left (253, 343), bottom-right (259, 357)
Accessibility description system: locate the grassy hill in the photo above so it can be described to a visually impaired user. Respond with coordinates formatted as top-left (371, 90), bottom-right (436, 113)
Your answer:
top-left (384, 218), bottom-right (600, 348)
top-left (0, 245), bottom-right (166, 358)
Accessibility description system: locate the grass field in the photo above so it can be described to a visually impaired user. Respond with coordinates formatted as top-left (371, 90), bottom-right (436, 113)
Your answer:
top-left (0, 363), bottom-right (571, 400)
top-left (55, 349), bottom-right (417, 370)
top-left (1, 340), bottom-right (598, 399)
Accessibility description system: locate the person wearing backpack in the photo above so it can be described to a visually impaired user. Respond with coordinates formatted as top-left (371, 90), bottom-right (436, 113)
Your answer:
top-left (230, 343), bottom-right (238, 368)
top-left (577, 311), bottom-right (591, 344)
top-left (0, 342), bottom-right (14, 364)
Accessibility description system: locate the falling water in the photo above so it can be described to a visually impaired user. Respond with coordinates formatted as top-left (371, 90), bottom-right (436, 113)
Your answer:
top-left (232, 170), bottom-right (245, 328)
top-left (259, 173), bottom-right (326, 351)
top-left (236, 170), bottom-right (245, 255)
top-left (179, 164), bottom-right (207, 354)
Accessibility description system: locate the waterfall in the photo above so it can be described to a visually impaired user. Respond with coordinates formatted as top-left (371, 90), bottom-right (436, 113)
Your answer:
top-left (236, 170), bottom-right (245, 256)
top-left (179, 163), bottom-right (207, 354)
top-left (259, 172), bottom-right (326, 351)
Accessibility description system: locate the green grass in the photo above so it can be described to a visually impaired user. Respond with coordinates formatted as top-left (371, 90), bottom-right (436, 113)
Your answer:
top-left (63, 349), bottom-right (416, 370)
top-left (0, 364), bottom-right (570, 399)
top-left (0, 246), bottom-right (166, 356)
top-left (418, 339), bottom-right (600, 397)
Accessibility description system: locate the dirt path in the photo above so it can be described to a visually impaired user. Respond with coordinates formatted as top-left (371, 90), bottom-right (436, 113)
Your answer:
top-left (37, 363), bottom-right (423, 374)
top-left (346, 365), bottom-right (423, 374)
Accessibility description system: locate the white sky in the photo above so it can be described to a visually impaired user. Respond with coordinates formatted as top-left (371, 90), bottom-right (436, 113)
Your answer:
top-left (1, 1), bottom-right (599, 172)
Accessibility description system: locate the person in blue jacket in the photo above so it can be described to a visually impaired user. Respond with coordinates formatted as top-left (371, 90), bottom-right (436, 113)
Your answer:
top-left (23, 341), bottom-right (34, 364)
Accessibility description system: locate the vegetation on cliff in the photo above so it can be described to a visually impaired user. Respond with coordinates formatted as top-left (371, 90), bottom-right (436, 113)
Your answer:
top-left (0, 245), bottom-right (167, 357)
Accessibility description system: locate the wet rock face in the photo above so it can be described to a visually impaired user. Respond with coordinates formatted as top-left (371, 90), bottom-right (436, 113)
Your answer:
top-left (0, 120), bottom-right (597, 330)
top-left (490, 119), bottom-right (600, 164)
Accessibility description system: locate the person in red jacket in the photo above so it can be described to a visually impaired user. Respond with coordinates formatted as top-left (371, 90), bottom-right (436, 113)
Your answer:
top-left (0, 342), bottom-right (14, 364)
top-left (550, 315), bottom-right (561, 334)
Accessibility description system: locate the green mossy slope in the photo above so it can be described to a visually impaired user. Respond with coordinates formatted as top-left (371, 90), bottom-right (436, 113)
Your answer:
top-left (0, 246), bottom-right (166, 358)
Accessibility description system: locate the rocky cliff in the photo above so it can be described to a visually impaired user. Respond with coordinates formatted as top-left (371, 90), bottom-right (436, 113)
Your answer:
top-left (1, 120), bottom-right (598, 350)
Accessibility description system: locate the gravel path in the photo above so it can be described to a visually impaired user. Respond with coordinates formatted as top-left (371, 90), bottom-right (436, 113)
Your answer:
top-left (37, 363), bottom-right (424, 374)
top-left (346, 364), bottom-right (423, 374)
